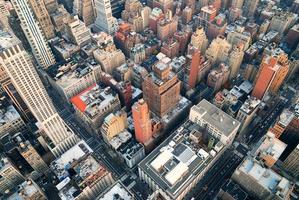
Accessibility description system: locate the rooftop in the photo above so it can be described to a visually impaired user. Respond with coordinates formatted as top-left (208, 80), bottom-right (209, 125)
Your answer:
top-left (235, 158), bottom-right (293, 199)
top-left (277, 109), bottom-right (294, 127)
top-left (216, 179), bottom-right (249, 200)
top-left (254, 131), bottom-right (287, 162)
top-left (70, 84), bottom-right (119, 118)
top-left (7, 180), bottom-right (44, 200)
top-left (0, 29), bottom-right (19, 51)
top-left (50, 140), bottom-right (93, 180)
top-left (48, 58), bottom-right (99, 89)
top-left (97, 182), bottom-right (133, 200)
top-left (190, 99), bottom-right (240, 137)
top-left (239, 96), bottom-right (261, 114)
top-left (139, 120), bottom-right (225, 199)
top-left (0, 105), bottom-right (21, 126)
top-left (109, 130), bottom-right (132, 150)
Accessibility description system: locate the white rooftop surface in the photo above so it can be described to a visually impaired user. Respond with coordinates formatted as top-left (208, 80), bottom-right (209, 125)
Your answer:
top-left (151, 150), bottom-right (173, 171)
top-left (256, 131), bottom-right (287, 161)
top-left (0, 29), bottom-right (19, 50)
top-left (278, 109), bottom-right (295, 127)
top-left (109, 131), bottom-right (132, 150)
top-left (165, 162), bottom-right (189, 185)
top-left (51, 140), bottom-right (93, 178)
top-left (54, 63), bottom-right (98, 89)
top-left (240, 97), bottom-right (261, 114)
top-left (190, 99), bottom-right (240, 137)
top-left (238, 158), bottom-right (292, 194)
top-left (0, 105), bottom-right (21, 125)
top-left (98, 182), bottom-right (133, 200)
top-left (8, 181), bottom-right (41, 200)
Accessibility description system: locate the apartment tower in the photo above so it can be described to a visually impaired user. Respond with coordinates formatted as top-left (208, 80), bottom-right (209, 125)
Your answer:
top-left (0, 30), bottom-right (78, 157)
top-left (11, 0), bottom-right (56, 69)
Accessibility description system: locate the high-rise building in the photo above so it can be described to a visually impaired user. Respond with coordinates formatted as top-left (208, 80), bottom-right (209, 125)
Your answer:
top-left (207, 63), bottom-right (230, 92)
top-left (101, 111), bottom-right (128, 142)
top-left (283, 144), bottom-right (299, 178)
top-left (0, 156), bottom-right (25, 194)
top-left (198, 5), bottom-right (217, 30)
top-left (152, 0), bottom-right (173, 12)
top-left (18, 141), bottom-right (49, 179)
top-left (243, 0), bottom-right (259, 18)
top-left (205, 36), bottom-right (232, 66)
top-left (188, 49), bottom-right (205, 89)
top-left (43, 0), bottom-right (58, 14)
top-left (252, 53), bottom-right (289, 100)
top-left (232, 157), bottom-right (294, 200)
top-left (269, 11), bottom-right (297, 35)
top-left (269, 109), bottom-right (294, 138)
top-left (230, 0), bottom-right (244, 9)
top-left (0, 65), bottom-right (33, 122)
top-left (207, 13), bottom-right (227, 40)
top-left (228, 46), bottom-right (245, 80)
top-left (0, 31), bottom-right (78, 157)
top-left (11, 0), bottom-right (56, 69)
top-left (132, 99), bottom-right (152, 145)
top-left (28, 0), bottom-right (55, 40)
top-left (157, 11), bottom-right (178, 41)
top-left (0, 0), bottom-right (10, 29)
top-left (94, 0), bottom-right (118, 34)
top-left (188, 26), bottom-right (209, 54)
top-left (73, 0), bottom-right (96, 26)
top-left (64, 15), bottom-right (91, 47)
top-left (236, 96), bottom-right (261, 134)
top-left (142, 60), bottom-right (181, 117)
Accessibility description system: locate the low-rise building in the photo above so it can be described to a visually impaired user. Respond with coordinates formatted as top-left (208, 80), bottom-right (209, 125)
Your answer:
top-left (97, 181), bottom-right (134, 200)
top-left (0, 105), bottom-right (26, 137)
top-left (189, 99), bottom-right (240, 145)
top-left (118, 139), bottom-right (145, 168)
top-left (51, 141), bottom-right (115, 200)
top-left (7, 180), bottom-right (46, 200)
top-left (139, 118), bottom-right (233, 200)
top-left (253, 131), bottom-right (287, 168)
top-left (236, 96), bottom-right (261, 134)
top-left (71, 84), bottom-right (121, 134)
top-left (0, 156), bottom-right (25, 194)
top-left (232, 157), bottom-right (294, 200)
top-left (47, 58), bottom-right (101, 101)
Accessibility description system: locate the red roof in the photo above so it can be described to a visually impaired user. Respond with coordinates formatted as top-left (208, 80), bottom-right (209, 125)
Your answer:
top-left (70, 84), bottom-right (97, 112)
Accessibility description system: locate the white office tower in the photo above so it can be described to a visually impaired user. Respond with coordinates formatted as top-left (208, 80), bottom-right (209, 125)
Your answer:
top-left (0, 30), bottom-right (79, 157)
top-left (11, 0), bottom-right (56, 69)
top-left (94, 0), bottom-right (118, 34)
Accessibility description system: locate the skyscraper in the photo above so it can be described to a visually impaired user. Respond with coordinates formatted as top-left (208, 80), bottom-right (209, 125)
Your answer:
top-left (252, 54), bottom-right (289, 100)
top-left (283, 144), bottom-right (299, 178)
top-left (243, 0), bottom-right (259, 18)
top-left (11, 0), bottom-right (56, 69)
top-left (0, 30), bottom-right (78, 157)
top-left (132, 99), bottom-right (152, 144)
top-left (142, 60), bottom-right (181, 117)
top-left (28, 0), bottom-right (55, 40)
top-left (73, 0), bottom-right (96, 26)
top-left (94, 0), bottom-right (118, 34)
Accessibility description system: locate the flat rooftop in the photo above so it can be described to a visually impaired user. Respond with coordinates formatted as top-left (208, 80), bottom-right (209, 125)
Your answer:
top-left (139, 120), bottom-right (224, 199)
top-left (278, 109), bottom-right (294, 127)
top-left (48, 58), bottom-right (99, 89)
top-left (7, 180), bottom-right (44, 200)
top-left (70, 84), bottom-right (119, 118)
top-left (0, 29), bottom-right (19, 51)
top-left (235, 158), bottom-right (293, 198)
top-left (97, 182), bottom-right (133, 200)
top-left (240, 97), bottom-right (261, 114)
top-left (255, 131), bottom-right (287, 161)
top-left (190, 99), bottom-right (240, 137)
top-left (0, 105), bottom-right (21, 126)
top-left (50, 140), bottom-right (93, 180)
